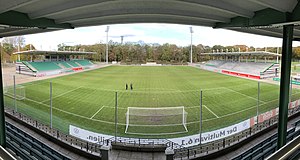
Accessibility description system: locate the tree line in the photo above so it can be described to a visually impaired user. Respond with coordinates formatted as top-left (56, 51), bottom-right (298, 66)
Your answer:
top-left (2, 36), bottom-right (300, 63)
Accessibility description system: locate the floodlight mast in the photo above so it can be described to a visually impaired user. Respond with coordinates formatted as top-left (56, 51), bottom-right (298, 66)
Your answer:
top-left (105, 26), bottom-right (110, 64)
top-left (190, 27), bottom-right (193, 64)
top-left (121, 36), bottom-right (124, 44)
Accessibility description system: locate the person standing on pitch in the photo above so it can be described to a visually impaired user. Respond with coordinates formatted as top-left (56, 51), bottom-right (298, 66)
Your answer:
top-left (126, 83), bottom-right (128, 90)
top-left (130, 83), bottom-right (133, 90)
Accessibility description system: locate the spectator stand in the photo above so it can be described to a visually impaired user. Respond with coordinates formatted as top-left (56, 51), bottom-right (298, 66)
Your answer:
top-left (13, 50), bottom-right (96, 77)
top-left (199, 51), bottom-right (281, 79)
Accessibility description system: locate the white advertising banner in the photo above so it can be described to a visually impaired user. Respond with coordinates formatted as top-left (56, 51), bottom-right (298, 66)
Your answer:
top-left (168, 119), bottom-right (250, 147)
top-left (69, 125), bottom-right (113, 143)
top-left (36, 70), bottom-right (62, 77)
top-left (70, 119), bottom-right (250, 147)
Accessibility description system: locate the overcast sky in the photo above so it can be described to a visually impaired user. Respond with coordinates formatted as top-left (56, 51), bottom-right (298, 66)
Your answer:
top-left (24, 23), bottom-right (300, 50)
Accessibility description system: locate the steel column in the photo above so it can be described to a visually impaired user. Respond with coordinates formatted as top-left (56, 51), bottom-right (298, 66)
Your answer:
top-left (277, 24), bottom-right (294, 149)
top-left (0, 44), bottom-right (5, 147)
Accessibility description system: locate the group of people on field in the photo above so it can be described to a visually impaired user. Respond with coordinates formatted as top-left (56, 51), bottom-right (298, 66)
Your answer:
top-left (125, 83), bottom-right (133, 90)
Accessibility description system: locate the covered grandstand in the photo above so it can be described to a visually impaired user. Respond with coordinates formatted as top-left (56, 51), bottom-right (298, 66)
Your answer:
top-left (199, 51), bottom-right (281, 79)
top-left (13, 50), bottom-right (96, 77)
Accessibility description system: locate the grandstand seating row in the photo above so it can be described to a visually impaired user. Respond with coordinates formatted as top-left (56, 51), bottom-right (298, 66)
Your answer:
top-left (233, 123), bottom-right (300, 160)
top-left (205, 60), bottom-right (273, 75)
top-left (26, 60), bottom-right (93, 71)
top-left (204, 60), bottom-right (279, 79)
top-left (5, 121), bottom-right (70, 160)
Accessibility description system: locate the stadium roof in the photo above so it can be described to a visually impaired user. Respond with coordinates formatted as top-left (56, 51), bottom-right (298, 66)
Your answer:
top-left (13, 50), bottom-right (96, 55)
top-left (1, 0), bottom-right (300, 39)
top-left (201, 51), bottom-right (281, 57)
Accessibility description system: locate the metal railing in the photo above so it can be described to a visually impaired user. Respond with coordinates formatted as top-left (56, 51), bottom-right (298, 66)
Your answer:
top-left (4, 103), bottom-right (300, 160)
top-left (173, 105), bottom-right (300, 160)
top-left (5, 108), bottom-right (102, 157)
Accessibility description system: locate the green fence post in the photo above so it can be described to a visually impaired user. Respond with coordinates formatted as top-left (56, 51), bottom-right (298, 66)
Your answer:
top-left (0, 45), bottom-right (6, 147)
top-left (277, 24), bottom-right (294, 149)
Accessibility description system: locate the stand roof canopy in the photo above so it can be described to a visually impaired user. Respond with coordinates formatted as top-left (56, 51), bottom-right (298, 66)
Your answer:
top-left (13, 50), bottom-right (96, 55)
top-left (0, 0), bottom-right (300, 38)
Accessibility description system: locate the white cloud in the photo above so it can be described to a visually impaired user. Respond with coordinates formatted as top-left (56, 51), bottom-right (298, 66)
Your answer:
top-left (24, 23), bottom-right (300, 50)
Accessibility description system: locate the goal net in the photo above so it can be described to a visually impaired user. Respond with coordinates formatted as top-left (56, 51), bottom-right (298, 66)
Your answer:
top-left (4, 85), bottom-right (26, 100)
top-left (125, 106), bottom-right (188, 135)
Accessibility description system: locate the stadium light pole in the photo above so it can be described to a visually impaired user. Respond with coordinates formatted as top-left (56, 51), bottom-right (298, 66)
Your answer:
top-left (190, 27), bottom-right (193, 64)
top-left (105, 26), bottom-right (110, 64)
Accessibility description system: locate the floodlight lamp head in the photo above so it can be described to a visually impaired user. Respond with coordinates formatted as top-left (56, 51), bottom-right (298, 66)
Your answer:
top-left (105, 26), bottom-right (110, 32)
top-left (189, 27), bottom-right (193, 33)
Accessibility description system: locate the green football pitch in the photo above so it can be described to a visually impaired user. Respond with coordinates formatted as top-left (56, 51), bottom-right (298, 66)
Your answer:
top-left (4, 66), bottom-right (300, 138)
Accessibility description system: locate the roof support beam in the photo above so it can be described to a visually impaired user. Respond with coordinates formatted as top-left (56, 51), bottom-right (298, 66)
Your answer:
top-left (294, 38), bottom-right (300, 41)
top-left (181, 0), bottom-right (254, 18)
top-left (55, 8), bottom-right (229, 24)
top-left (277, 24), bottom-right (294, 149)
top-left (29, 0), bottom-right (254, 19)
top-left (70, 15), bottom-right (215, 27)
top-left (0, 0), bottom-right (37, 14)
top-left (248, 0), bottom-right (298, 13)
top-left (29, 0), bottom-right (109, 19)
top-left (0, 11), bottom-right (73, 29)
top-left (214, 8), bottom-right (288, 28)
top-left (291, 1), bottom-right (300, 21)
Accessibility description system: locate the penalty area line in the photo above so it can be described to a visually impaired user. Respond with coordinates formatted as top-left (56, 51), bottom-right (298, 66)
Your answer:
top-left (203, 105), bottom-right (219, 118)
top-left (90, 106), bottom-right (105, 119)
top-left (41, 86), bottom-right (83, 103)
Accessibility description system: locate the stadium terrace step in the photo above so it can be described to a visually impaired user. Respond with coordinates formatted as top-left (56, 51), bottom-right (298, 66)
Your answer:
top-left (28, 61), bottom-right (62, 71)
top-left (73, 60), bottom-right (94, 66)
top-left (5, 122), bottom-right (71, 160)
top-left (232, 128), bottom-right (300, 160)
top-left (67, 61), bottom-right (80, 67)
top-left (202, 60), bottom-right (278, 79)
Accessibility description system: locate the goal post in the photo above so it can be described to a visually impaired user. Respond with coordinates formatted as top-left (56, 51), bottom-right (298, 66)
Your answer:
top-left (125, 106), bottom-right (188, 135)
top-left (4, 85), bottom-right (26, 100)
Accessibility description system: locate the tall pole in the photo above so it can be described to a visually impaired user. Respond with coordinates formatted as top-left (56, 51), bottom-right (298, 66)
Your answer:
top-left (277, 47), bottom-right (279, 63)
top-left (13, 75), bottom-right (16, 112)
top-left (199, 90), bottom-right (202, 145)
top-left (115, 92), bottom-right (118, 142)
top-left (105, 26), bottom-right (110, 64)
top-left (121, 36), bottom-right (124, 45)
top-left (50, 81), bottom-right (53, 128)
top-left (0, 41), bottom-right (2, 64)
top-left (277, 24), bottom-right (293, 149)
top-left (257, 82), bottom-right (260, 123)
top-left (290, 78), bottom-right (292, 103)
top-left (0, 39), bottom-right (6, 147)
top-left (190, 27), bottom-right (193, 64)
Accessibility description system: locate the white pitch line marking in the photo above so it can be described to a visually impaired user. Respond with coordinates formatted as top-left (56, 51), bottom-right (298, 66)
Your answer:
top-left (41, 86), bottom-right (83, 103)
top-left (222, 87), bottom-right (266, 103)
top-left (25, 97), bottom-right (117, 125)
top-left (203, 105), bottom-right (219, 118)
top-left (90, 106), bottom-right (105, 119)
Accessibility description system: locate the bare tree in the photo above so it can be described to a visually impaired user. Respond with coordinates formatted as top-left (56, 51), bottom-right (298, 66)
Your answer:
top-left (2, 36), bottom-right (25, 51)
